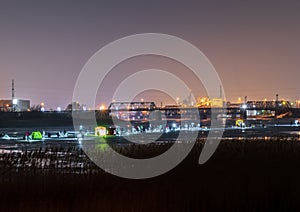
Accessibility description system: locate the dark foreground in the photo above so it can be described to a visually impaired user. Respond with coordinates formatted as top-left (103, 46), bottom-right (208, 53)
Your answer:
top-left (1, 138), bottom-right (300, 211)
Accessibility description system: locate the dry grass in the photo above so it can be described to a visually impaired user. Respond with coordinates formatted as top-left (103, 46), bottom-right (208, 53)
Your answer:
top-left (1, 138), bottom-right (300, 211)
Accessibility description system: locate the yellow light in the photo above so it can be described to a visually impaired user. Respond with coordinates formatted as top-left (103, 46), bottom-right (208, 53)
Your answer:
top-left (238, 97), bottom-right (242, 102)
top-left (99, 105), bottom-right (106, 111)
top-left (40, 102), bottom-right (45, 107)
top-left (95, 126), bottom-right (107, 136)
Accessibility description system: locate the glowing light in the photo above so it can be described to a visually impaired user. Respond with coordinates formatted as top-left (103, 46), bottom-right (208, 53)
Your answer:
top-left (12, 99), bottom-right (18, 105)
top-left (99, 105), bottom-right (106, 111)
top-left (241, 104), bottom-right (247, 109)
top-left (95, 126), bottom-right (107, 136)
top-left (57, 107), bottom-right (61, 112)
top-left (236, 119), bottom-right (244, 127)
top-left (40, 102), bottom-right (45, 107)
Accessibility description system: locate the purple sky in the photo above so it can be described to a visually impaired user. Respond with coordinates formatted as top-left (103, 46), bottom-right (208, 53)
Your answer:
top-left (0, 1), bottom-right (300, 109)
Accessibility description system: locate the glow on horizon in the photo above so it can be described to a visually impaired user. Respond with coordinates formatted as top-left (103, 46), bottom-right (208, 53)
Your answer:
top-left (0, 1), bottom-right (299, 109)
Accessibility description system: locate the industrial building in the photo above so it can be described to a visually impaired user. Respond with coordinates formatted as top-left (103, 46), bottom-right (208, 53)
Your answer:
top-left (0, 79), bottom-right (30, 112)
top-left (0, 99), bottom-right (30, 112)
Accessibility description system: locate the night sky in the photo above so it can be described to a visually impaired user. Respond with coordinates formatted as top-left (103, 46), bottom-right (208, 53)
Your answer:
top-left (0, 0), bottom-right (300, 109)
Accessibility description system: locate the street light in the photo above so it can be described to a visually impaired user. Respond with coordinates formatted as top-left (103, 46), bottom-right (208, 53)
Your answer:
top-left (40, 102), bottom-right (45, 112)
top-left (99, 105), bottom-right (106, 111)
top-left (176, 97), bottom-right (180, 105)
top-left (264, 98), bottom-right (267, 107)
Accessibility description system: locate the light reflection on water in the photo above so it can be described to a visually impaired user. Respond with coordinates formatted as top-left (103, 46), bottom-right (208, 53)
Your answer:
top-left (2, 125), bottom-right (300, 153)
top-left (95, 143), bottom-right (109, 152)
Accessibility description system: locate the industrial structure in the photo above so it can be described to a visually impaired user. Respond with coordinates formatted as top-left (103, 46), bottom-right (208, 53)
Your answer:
top-left (0, 79), bottom-right (30, 112)
top-left (0, 99), bottom-right (30, 112)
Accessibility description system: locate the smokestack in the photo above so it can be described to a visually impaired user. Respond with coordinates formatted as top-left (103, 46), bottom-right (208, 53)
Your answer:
top-left (12, 79), bottom-right (15, 101)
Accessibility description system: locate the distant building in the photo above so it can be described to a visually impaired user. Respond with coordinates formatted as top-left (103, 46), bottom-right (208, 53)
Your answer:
top-left (196, 97), bottom-right (226, 108)
top-left (108, 102), bottom-right (156, 121)
top-left (245, 100), bottom-right (291, 109)
top-left (196, 97), bottom-right (210, 107)
top-left (211, 98), bottom-right (225, 108)
top-left (0, 99), bottom-right (30, 112)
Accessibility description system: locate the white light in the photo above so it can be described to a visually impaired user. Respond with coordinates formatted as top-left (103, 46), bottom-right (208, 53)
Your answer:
top-left (82, 106), bottom-right (87, 111)
top-left (241, 104), bottom-right (247, 109)
top-left (12, 99), bottom-right (18, 105)
top-left (41, 107), bottom-right (45, 112)
top-left (57, 107), bottom-right (61, 112)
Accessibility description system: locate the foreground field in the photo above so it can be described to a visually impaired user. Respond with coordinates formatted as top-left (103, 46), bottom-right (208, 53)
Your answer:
top-left (1, 138), bottom-right (300, 211)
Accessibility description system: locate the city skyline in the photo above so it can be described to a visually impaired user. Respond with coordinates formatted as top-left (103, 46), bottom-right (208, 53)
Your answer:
top-left (1, 1), bottom-right (300, 109)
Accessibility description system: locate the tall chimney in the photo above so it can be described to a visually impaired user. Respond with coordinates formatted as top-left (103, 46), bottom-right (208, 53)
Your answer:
top-left (12, 79), bottom-right (15, 100)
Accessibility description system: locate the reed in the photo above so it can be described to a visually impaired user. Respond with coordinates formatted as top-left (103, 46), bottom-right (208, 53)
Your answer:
top-left (1, 137), bottom-right (300, 211)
